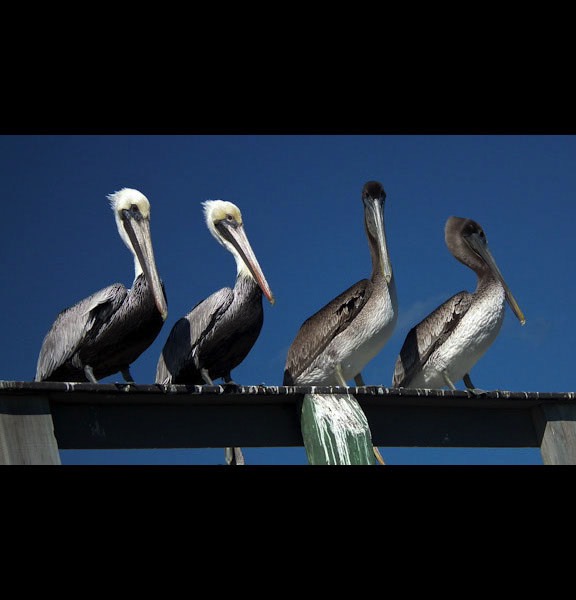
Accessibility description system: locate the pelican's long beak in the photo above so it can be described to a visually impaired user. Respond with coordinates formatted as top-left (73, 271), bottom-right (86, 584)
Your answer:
top-left (366, 198), bottom-right (393, 284)
top-left (468, 233), bottom-right (526, 325)
top-left (219, 220), bottom-right (275, 305)
top-left (122, 212), bottom-right (168, 321)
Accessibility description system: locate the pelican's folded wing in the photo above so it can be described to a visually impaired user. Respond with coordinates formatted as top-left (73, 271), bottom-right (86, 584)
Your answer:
top-left (283, 279), bottom-right (372, 385)
top-left (156, 287), bottom-right (234, 384)
top-left (35, 283), bottom-right (126, 381)
top-left (392, 291), bottom-right (473, 388)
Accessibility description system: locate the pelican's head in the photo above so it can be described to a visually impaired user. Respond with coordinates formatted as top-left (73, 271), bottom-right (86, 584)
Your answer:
top-left (362, 180), bottom-right (392, 283)
top-left (203, 200), bottom-right (243, 246)
top-left (446, 216), bottom-right (525, 326)
top-left (203, 200), bottom-right (275, 305)
top-left (109, 188), bottom-right (151, 238)
top-left (107, 188), bottom-right (168, 321)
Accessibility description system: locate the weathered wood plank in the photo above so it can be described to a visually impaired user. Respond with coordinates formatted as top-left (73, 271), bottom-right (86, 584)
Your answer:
top-left (0, 383), bottom-right (553, 450)
top-left (300, 394), bottom-right (378, 465)
top-left (365, 404), bottom-right (537, 447)
top-left (533, 404), bottom-right (576, 465)
top-left (51, 401), bottom-right (303, 449)
top-left (1, 382), bottom-right (576, 462)
top-left (0, 396), bottom-right (61, 465)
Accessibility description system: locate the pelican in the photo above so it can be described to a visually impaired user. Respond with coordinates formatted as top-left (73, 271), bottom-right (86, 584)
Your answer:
top-left (35, 188), bottom-right (168, 384)
top-left (283, 181), bottom-right (397, 465)
top-left (392, 216), bottom-right (526, 391)
top-left (155, 200), bottom-right (275, 466)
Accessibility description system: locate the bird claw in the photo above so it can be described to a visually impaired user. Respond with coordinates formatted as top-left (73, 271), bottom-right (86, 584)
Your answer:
top-left (223, 380), bottom-right (240, 392)
top-left (467, 387), bottom-right (488, 397)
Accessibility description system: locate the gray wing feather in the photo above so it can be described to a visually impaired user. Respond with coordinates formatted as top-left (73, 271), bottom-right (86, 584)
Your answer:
top-left (392, 291), bottom-right (473, 387)
top-left (284, 279), bottom-right (371, 384)
top-left (35, 284), bottom-right (126, 381)
top-left (156, 287), bottom-right (234, 384)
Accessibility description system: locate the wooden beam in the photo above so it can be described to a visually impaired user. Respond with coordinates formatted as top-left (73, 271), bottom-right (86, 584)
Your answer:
top-left (50, 400), bottom-right (303, 449)
top-left (43, 387), bottom-right (544, 450)
top-left (0, 396), bottom-right (61, 465)
top-left (2, 382), bottom-right (576, 463)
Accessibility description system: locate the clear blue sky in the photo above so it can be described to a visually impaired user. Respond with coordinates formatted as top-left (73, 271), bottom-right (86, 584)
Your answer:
top-left (1, 134), bottom-right (573, 465)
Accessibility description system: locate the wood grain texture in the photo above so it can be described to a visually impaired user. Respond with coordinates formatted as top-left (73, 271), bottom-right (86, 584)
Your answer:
top-left (0, 396), bottom-right (61, 464)
top-left (2, 382), bottom-right (576, 464)
top-left (535, 404), bottom-right (576, 465)
top-left (300, 393), bottom-right (377, 464)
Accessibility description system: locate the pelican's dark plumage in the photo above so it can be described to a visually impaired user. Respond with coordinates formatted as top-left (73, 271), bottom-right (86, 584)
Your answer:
top-left (284, 180), bottom-right (397, 387)
top-left (283, 181), bottom-right (397, 465)
top-left (392, 216), bottom-right (526, 391)
top-left (155, 199), bottom-right (275, 465)
top-left (35, 188), bottom-right (168, 384)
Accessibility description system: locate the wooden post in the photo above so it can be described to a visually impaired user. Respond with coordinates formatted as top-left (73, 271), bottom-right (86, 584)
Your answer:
top-left (534, 404), bottom-right (576, 465)
top-left (300, 393), bottom-right (377, 465)
top-left (0, 396), bottom-right (61, 465)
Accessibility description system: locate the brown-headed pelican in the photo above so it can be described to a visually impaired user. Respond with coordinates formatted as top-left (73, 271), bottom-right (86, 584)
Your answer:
top-left (392, 216), bottom-right (526, 391)
top-left (283, 181), bottom-right (397, 465)
top-left (35, 188), bottom-right (168, 384)
top-left (155, 200), bottom-right (275, 466)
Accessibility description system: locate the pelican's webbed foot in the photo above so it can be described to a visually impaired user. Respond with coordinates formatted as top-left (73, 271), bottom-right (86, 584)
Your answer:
top-left (222, 373), bottom-right (240, 391)
top-left (463, 373), bottom-right (487, 396)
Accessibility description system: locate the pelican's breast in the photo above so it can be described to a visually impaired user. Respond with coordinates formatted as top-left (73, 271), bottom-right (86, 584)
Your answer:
top-left (341, 285), bottom-right (397, 377)
top-left (424, 282), bottom-right (506, 386)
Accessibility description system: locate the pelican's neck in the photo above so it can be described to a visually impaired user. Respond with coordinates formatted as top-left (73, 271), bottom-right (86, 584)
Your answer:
top-left (235, 267), bottom-right (258, 288)
top-left (368, 228), bottom-right (392, 285)
top-left (133, 254), bottom-right (143, 282)
top-left (476, 268), bottom-right (500, 295)
top-left (233, 249), bottom-right (248, 279)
